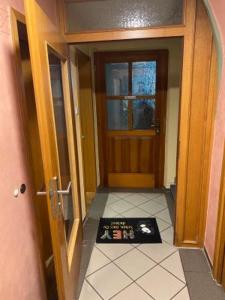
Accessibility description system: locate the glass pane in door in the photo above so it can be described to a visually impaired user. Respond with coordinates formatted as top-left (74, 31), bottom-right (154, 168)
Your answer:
top-left (48, 50), bottom-right (74, 241)
top-left (107, 100), bottom-right (129, 130)
top-left (132, 61), bottom-right (156, 95)
top-left (132, 99), bottom-right (156, 129)
top-left (105, 63), bottom-right (129, 96)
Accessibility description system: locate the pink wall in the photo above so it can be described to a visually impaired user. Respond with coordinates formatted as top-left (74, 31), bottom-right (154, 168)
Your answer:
top-left (204, 0), bottom-right (225, 262)
top-left (0, 1), bottom-right (46, 299)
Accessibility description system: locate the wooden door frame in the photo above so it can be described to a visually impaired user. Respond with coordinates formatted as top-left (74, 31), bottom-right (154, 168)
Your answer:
top-left (94, 50), bottom-right (168, 188)
top-left (59, 0), bottom-right (219, 248)
top-left (213, 143), bottom-right (225, 285)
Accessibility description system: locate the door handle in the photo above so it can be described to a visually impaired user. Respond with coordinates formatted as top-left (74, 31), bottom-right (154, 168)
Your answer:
top-left (57, 181), bottom-right (72, 195)
top-left (37, 190), bottom-right (47, 196)
top-left (37, 184), bottom-right (47, 196)
top-left (151, 122), bottom-right (160, 134)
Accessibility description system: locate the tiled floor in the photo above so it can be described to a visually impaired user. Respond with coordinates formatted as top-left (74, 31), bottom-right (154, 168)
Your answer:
top-left (79, 192), bottom-right (189, 300)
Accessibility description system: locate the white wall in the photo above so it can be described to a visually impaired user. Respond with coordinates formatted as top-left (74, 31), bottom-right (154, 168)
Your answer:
top-left (74, 37), bottom-right (183, 188)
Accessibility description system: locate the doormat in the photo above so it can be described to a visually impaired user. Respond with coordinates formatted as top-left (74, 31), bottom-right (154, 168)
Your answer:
top-left (96, 218), bottom-right (162, 244)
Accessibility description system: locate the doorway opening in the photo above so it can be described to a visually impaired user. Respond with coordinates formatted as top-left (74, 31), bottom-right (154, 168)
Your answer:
top-left (69, 41), bottom-right (182, 291)
top-left (70, 37), bottom-right (183, 221)
top-left (12, 13), bottom-right (58, 300)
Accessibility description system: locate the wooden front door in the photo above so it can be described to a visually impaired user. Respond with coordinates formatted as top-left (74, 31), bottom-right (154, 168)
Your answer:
top-left (24, 1), bottom-right (82, 299)
top-left (95, 51), bottom-right (168, 188)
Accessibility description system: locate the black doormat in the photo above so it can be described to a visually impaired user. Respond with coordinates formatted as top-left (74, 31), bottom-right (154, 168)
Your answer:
top-left (96, 218), bottom-right (162, 244)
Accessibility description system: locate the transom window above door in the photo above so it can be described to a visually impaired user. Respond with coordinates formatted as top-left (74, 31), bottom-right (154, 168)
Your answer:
top-left (105, 61), bottom-right (157, 130)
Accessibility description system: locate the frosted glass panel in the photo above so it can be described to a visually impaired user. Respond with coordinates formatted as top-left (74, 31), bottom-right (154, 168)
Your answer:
top-left (132, 99), bottom-right (155, 129)
top-left (105, 63), bottom-right (129, 96)
top-left (107, 100), bottom-right (128, 130)
top-left (65, 0), bottom-right (184, 33)
top-left (132, 61), bottom-right (156, 96)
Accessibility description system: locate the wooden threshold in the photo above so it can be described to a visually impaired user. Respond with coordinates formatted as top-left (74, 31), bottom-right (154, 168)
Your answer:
top-left (65, 26), bottom-right (186, 44)
top-left (108, 173), bottom-right (155, 188)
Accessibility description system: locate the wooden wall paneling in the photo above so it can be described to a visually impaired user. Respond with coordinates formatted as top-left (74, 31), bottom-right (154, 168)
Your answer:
top-left (175, 0), bottom-right (197, 246)
top-left (76, 49), bottom-right (97, 197)
top-left (176, 0), bottom-right (217, 247)
top-left (65, 26), bottom-right (186, 44)
top-left (199, 42), bottom-right (218, 245)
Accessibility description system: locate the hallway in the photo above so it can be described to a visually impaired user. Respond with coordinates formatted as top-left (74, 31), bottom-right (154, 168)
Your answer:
top-left (79, 192), bottom-right (188, 299)
top-left (78, 191), bottom-right (225, 300)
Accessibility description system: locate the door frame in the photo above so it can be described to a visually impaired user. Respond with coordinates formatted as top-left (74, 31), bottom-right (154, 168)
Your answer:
top-left (61, 0), bottom-right (219, 248)
top-left (94, 50), bottom-right (168, 188)
top-left (213, 143), bottom-right (225, 286)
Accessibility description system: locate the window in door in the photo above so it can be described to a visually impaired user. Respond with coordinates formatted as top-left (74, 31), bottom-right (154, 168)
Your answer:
top-left (106, 60), bottom-right (157, 131)
top-left (48, 50), bottom-right (75, 242)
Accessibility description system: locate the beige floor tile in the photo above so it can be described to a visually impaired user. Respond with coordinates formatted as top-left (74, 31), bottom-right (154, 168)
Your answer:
top-left (112, 283), bottom-right (153, 300)
top-left (155, 208), bottom-right (172, 224)
top-left (114, 248), bottom-right (156, 280)
top-left (138, 242), bottom-right (177, 263)
top-left (137, 265), bottom-right (185, 300)
top-left (139, 201), bottom-right (166, 215)
top-left (121, 207), bottom-right (150, 218)
top-left (161, 226), bottom-right (174, 244)
top-left (87, 263), bottom-right (132, 299)
top-left (86, 247), bottom-right (111, 276)
top-left (141, 193), bottom-right (164, 200)
top-left (173, 287), bottom-right (190, 300)
top-left (124, 194), bottom-right (150, 206)
top-left (109, 200), bottom-right (135, 214)
top-left (160, 252), bottom-right (186, 282)
top-left (155, 218), bottom-right (171, 232)
top-left (79, 280), bottom-right (102, 300)
top-left (95, 243), bottom-right (133, 260)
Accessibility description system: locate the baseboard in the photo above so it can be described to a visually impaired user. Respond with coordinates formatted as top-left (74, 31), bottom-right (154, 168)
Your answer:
top-left (203, 246), bottom-right (213, 270)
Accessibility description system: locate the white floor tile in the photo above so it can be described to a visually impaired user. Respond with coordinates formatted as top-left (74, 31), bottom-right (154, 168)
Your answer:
top-left (137, 265), bottom-right (185, 300)
top-left (124, 193), bottom-right (150, 206)
top-left (155, 218), bottom-right (171, 232)
top-left (109, 200), bottom-right (135, 214)
top-left (141, 193), bottom-right (164, 200)
top-left (86, 247), bottom-right (111, 276)
top-left (87, 263), bottom-right (132, 299)
top-left (120, 207), bottom-right (150, 218)
top-left (95, 243), bottom-right (133, 260)
top-left (139, 200), bottom-right (166, 215)
top-left (103, 207), bottom-right (119, 217)
top-left (112, 283), bottom-right (153, 300)
top-left (161, 226), bottom-right (174, 244)
top-left (138, 242), bottom-right (177, 263)
top-left (173, 287), bottom-right (190, 300)
top-left (114, 248), bottom-right (156, 280)
top-left (155, 208), bottom-right (172, 224)
top-left (111, 193), bottom-right (131, 199)
top-left (79, 280), bottom-right (102, 300)
top-left (151, 195), bottom-right (168, 208)
top-left (106, 194), bottom-right (121, 206)
top-left (160, 252), bottom-right (186, 282)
